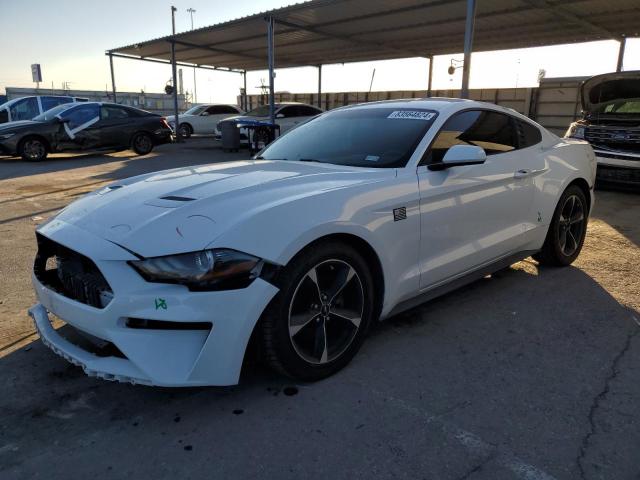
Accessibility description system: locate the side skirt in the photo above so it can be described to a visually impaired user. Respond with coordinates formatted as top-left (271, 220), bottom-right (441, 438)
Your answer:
top-left (385, 250), bottom-right (538, 319)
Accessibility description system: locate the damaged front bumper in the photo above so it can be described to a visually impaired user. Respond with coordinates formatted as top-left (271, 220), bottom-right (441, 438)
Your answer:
top-left (29, 221), bottom-right (279, 387)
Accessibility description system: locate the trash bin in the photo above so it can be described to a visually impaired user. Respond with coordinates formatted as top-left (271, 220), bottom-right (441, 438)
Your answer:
top-left (220, 120), bottom-right (240, 152)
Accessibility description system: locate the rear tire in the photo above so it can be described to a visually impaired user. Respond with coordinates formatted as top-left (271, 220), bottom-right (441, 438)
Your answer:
top-left (19, 137), bottom-right (48, 162)
top-left (131, 132), bottom-right (154, 155)
top-left (260, 242), bottom-right (375, 381)
top-left (178, 123), bottom-right (193, 139)
top-left (534, 185), bottom-right (588, 266)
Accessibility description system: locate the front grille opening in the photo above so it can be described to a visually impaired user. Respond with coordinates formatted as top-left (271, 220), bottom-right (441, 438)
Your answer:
top-left (126, 318), bottom-right (212, 331)
top-left (34, 233), bottom-right (113, 309)
top-left (57, 323), bottom-right (126, 359)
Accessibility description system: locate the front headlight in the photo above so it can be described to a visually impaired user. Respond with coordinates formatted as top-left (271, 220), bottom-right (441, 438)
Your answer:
top-left (129, 248), bottom-right (263, 291)
top-left (566, 124), bottom-right (585, 139)
top-left (0, 133), bottom-right (15, 140)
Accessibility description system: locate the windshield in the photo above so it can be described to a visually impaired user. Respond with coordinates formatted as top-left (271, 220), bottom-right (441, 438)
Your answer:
top-left (258, 107), bottom-right (438, 168)
top-left (246, 105), bottom-right (273, 117)
top-left (184, 105), bottom-right (207, 115)
top-left (33, 103), bottom-right (75, 121)
top-left (588, 79), bottom-right (640, 114)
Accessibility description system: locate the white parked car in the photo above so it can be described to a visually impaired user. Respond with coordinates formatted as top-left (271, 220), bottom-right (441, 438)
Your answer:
top-left (29, 99), bottom-right (596, 387)
top-left (166, 104), bottom-right (243, 138)
top-left (219, 102), bottom-right (323, 141)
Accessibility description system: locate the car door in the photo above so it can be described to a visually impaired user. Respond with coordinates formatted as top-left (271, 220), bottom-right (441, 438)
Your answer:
top-left (416, 109), bottom-right (537, 290)
top-left (55, 103), bottom-right (101, 151)
top-left (98, 105), bottom-right (134, 147)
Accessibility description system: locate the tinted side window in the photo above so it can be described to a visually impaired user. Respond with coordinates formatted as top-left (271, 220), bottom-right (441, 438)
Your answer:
top-left (41, 96), bottom-right (72, 112)
top-left (0, 109), bottom-right (8, 123)
top-left (427, 110), bottom-right (518, 163)
top-left (60, 104), bottom-right (100, 129)
top-left (9, 97), bottom-right (39, 121)
top-left (297, 106), bottom-right (322, 116)
top-left (517, 120), bottom-right (542, 148)
top-left (101, 106), bottom-right (130, 119)
top-left (278, 106), bottom-right (297, 118)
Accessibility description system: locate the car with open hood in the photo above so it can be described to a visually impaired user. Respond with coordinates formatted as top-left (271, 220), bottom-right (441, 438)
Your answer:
top-left (565, 71), bottom-right (640, 187)
top-left (29, 98), bottom-right (596, 387)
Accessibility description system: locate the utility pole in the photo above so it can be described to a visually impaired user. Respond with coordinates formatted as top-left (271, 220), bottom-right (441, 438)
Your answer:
top-left (170, 6), bottom-right (182, 142)
top-left (187, 7), bottom-right (197, 104)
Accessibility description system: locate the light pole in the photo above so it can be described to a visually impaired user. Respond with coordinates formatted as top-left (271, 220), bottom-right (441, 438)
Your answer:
top-left (187, 7), bottom-right (197, 104)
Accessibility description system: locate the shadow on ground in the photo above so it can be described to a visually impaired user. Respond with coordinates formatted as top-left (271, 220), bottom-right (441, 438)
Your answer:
top-left (1, 261), bottom-right (639, 479)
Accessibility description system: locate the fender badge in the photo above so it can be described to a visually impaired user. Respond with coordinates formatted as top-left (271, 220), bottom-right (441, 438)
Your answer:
top-left (155, 298), bottom-right (167, 310)
top-left (393, 207), bottom-right (407, 222)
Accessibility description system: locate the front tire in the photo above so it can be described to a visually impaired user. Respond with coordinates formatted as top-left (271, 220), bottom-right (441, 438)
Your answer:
top-left (260, 242), bottom-right (375, 381)
top-left (131, 132), bottom-right (154, 155)
top-left (178, 123), bottom-right (193, 138)
top-left (20, 137), bottom-right (48, 162)
top-left (534, 185), bottom-right (588, 266)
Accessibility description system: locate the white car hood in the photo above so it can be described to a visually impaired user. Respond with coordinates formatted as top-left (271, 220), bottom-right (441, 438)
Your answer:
top-left (49, 160), bottom-right (393, 257)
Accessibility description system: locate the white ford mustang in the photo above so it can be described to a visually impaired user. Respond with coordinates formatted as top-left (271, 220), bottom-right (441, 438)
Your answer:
top-left (29, 99), bottom-right (596, 387)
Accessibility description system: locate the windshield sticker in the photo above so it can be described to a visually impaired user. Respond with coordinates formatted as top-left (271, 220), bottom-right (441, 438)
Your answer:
top-left (388, 111), bottom-right (436, 121)
top-left (364, 155), bottom-right (380, 162)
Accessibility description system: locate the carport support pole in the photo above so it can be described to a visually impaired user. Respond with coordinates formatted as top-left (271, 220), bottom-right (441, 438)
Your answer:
top-left (108, 53), bottom-right (117, 103)
top-left (317, 65), bottom-right (322, 108)
top-left (170, 40), bottom-right (182, 143)
top-left (243, 70), bottom-right (248, 110)
top-left (460, 0), bottom-right (477, 99)
top-left (616, 37), bottom-right (626, 72)
top-left (267, 15), bottom-right (276, 125)
top-left (427, 55), bottom-right (433, 97)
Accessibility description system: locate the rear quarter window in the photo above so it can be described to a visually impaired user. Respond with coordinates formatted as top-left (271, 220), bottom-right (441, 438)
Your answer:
top-left (517, 120), bottom-right (542, 148)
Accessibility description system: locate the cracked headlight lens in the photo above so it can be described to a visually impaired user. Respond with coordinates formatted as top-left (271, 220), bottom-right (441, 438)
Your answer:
top-left (129, 249), bottom-right (263, 291)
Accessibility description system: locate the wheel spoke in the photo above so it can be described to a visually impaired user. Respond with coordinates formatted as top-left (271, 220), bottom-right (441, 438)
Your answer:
top-left (559, 228), bottom-right (567, 253)
top-left (330, 309), bottom-right (361, 329)
top-left (570, 213), bottom-right (584, 225)
top-left (329, 266), bottom-right (356, 303)
top-left (312, 319), bottom-right (328, 363)
top-left (306, 268), bottom-right (323, 304)
top-left (567, 229), bottom-right (577, 254)
top-left (289, 313), bottom-right (319, 336)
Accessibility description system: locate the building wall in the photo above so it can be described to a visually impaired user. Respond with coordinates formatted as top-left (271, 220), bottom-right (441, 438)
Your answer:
top-left (240, 77), bottom-right (588, 136)
top-left (5, 87), bottom-right (187, 116)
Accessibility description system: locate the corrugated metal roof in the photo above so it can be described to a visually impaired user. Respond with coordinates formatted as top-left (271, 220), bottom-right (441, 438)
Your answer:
top-left (110, 0), bottom-right (640, 71)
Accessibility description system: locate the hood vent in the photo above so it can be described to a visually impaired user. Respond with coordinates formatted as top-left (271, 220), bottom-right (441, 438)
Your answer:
top-left (159, 195), bottom-right (195, 202)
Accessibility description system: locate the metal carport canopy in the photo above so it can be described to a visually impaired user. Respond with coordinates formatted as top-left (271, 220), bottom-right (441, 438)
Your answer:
top-left (110, 0), bottom-right (639, 71)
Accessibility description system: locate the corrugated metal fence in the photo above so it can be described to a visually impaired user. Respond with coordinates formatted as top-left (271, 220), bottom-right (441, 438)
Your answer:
top-left (242, 77), bottom-right (587, 136)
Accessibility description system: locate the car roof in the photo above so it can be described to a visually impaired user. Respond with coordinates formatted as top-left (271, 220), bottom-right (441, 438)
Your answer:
top-left (337, 97), bottom-right (536, 118)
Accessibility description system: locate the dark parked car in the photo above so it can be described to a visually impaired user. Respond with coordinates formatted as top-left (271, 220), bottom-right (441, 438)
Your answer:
top-left (0, 102), bottom-right (173, 161)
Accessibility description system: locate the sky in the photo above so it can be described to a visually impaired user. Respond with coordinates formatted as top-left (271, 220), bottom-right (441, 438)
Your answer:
top-left (1, 0), bottom-right (639, 104)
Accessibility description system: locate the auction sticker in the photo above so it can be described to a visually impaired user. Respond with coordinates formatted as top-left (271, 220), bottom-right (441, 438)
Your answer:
top-left (388, 111), bottom-right (436, 120)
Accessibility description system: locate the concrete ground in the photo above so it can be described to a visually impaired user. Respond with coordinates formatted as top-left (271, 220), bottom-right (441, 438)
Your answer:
top-left (0, 137), bottom-right (639, 480)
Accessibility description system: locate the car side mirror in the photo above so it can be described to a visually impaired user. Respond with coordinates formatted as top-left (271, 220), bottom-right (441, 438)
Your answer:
top-left (276, 113), bottom-right (285, 119)
top-left (57, 117), bottom-right (70, 123)
top-left (201, 112), bottom-right (209, 116)
top-left (428, 145), bottom-right (486, 170)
